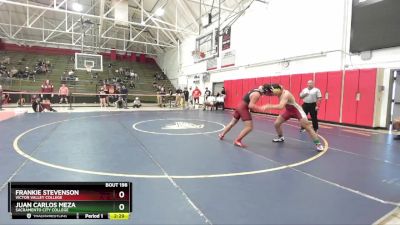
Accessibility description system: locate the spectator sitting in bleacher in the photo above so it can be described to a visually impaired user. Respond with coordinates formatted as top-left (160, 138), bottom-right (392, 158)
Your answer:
top-left (129, 72), bottom-right (135, 80)
top-left (115, 96), bottom-right (125, 109)
top-left (204, 95), bottom-right (216, 111)
top-left (152, 81), bottom-right (158, 90)
top-left (0, 64), bottom-right (9, 78)
top-left (156, 72), bottom-right (163, 80)
top-left (34, 60), bottom-right (48, 74)
top-left (215, 92), bottom-right (225, 110)
top-left (32, 97), bottom-right (44, 112)
top-left (10, 67), bottom-right (18, 78)
top-left (32, 96), bottom-right (56, 112)
top-left (133, 97), bottom-right (141, 108)
top-left (127, 71), bottom-right (134, 80)
top-left (129, 80), bottom-right (135, 89)
top-left (1, 56), bottom-right (10, 65)
top-left (68, 69), bottom-right (75, 77)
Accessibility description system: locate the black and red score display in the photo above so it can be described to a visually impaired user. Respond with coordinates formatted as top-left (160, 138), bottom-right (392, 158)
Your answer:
top-left (8, 182), bottom-right (132, 220)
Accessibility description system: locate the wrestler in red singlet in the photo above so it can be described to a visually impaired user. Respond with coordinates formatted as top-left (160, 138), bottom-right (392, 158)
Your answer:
top-left (218, 85), bottom-right (269, 147)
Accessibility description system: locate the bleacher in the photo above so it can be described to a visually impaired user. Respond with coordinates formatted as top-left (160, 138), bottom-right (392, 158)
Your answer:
top-left (0, 50), bottom-right (175, 103)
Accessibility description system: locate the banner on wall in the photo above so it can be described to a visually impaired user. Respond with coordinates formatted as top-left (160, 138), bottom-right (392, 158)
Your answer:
top-left (221, 50), bottom-right (235, 68)
top-left (222, 26), bottom-right (231, 51)
top-left (207, 57), bottom-right (218, 70)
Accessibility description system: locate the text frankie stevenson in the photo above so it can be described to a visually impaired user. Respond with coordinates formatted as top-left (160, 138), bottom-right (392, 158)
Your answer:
top-left (15, 190), bottom-right (80, 196)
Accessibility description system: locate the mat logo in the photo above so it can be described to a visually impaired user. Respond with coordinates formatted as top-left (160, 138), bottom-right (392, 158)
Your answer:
top-left (162, 122), bottom-right (204, 130)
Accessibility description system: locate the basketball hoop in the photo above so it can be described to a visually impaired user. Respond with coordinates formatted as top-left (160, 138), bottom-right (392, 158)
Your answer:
top-left (192, 50), bottom-right (206, 62)
top-left (85, 65), bottom-right (93, 73)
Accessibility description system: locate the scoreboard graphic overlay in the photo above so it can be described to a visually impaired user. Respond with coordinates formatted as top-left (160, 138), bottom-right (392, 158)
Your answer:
top-left (8, 182), bottom-right (132, 220)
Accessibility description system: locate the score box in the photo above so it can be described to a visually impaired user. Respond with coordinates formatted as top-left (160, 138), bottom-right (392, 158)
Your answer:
top-left (8, 182), bottom-right (132, 220)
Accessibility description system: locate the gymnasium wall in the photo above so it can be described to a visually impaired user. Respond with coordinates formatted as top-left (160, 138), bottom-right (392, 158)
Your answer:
top-left (157, 0), bottom-right (347, 86)
top-left (156, 0), bottom-right (400, 127)
top-left (158, 0), bottom-right (400, 83)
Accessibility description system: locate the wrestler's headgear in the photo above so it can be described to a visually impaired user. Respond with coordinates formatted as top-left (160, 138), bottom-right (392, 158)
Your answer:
top-left (261, 83), bottom-right (282, 95)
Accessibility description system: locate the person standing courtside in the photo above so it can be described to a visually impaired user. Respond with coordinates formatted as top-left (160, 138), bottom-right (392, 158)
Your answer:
top-left (220, 87), bottom-right (226, 110)
top-left (299, 80), bottom-right (322, 132)
top-left (192, 86), bottom-right (202, 108)
top-left (203, 87), bottom-right (211, 110)
top-left (183, 87), bottom-right (189, 109)
top-left (58, 83), bottom-right (69, 104)
top-left (175, 87), bottom-right (182, 107)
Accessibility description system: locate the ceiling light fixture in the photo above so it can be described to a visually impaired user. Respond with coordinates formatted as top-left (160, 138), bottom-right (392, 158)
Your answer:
top-left (155, 8), bottom-right (165, 16)
top-left (72, 2), bottom-right (83, 12)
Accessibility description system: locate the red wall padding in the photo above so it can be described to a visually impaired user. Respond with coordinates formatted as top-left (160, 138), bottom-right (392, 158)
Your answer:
top-left (130, 53), bottom-right (137, 62)
top-left (342, 69), bottom-right (359, 124)
top-left (290, 74), bottom-right (302, 104)
top-left (270, 76), bottom-right (281, 115)
top-left (140, 54), bottom-right (146, 63)
top-left (110, 49), bottom-right (117, 61)
top-left (356, 69), bottom-right (376, 127)
top-left (324, 71), bottom-right (342, 123)
top-left (220, 68), bottom-right (378, 127)
top-left (315, 72), bottom-right (328, 120)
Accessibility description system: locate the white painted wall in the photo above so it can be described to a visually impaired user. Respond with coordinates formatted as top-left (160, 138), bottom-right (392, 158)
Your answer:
top-left (157, 0), bottom-right (348, 87)
top-left (156, 0), bottom-right (400, 127)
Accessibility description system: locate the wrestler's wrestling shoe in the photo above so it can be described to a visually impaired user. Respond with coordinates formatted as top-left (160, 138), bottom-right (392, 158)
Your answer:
top-left (316, 144), bottom-right (324, 152)
top-left (218, 133), bottom-right (224, 140)
top-left (234, 140), bottom-right (247, 148)
top-left (272, 136), bottom-right (285, 142)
